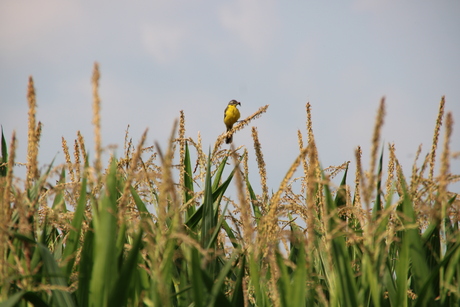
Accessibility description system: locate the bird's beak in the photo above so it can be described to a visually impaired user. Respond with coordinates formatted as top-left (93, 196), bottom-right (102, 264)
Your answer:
top-left (238, 102), bottom-right (241, 106)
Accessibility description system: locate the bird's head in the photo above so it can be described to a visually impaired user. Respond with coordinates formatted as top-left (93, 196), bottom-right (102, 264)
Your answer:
top-left (229, 100), bottom-right (241, 106)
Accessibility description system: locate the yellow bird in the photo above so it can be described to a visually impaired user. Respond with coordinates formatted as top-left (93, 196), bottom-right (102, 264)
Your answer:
top-left (223, 100), bottom-right (241, 144)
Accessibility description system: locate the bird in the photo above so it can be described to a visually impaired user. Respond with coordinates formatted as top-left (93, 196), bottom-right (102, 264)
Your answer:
top-left (223, 100), bottom-right (241, 144)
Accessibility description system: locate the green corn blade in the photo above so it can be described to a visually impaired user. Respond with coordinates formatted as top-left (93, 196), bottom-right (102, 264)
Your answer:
top-left (201, 153), bottom-right (216, 249)
top-left (372, 147), bottom-right (385, 218)
top-left (0, 290), bottom-right (26, 307)
top-left (207, 252), bottom-right (237, 307)
top-left (211, 155), bottom-right (228, 192)
top-left (62, 167), bottom-right (88, 279)
top-left (0, 127), bottom-right (8, 177)
top-left (190, 247), bottom-right (207, 307)
top-left (231, 255), bottom-right (246, 306)
top-left (324, 182), bottom-right (359, 307)
top-left (276, 250), bottom-right (291, 307)
top-left (334, 163), bottom-right (348, 208)
top-left (183, 142), bottom-right (196, 219)
top-left (89, 158), bottom-right (120, 307)
top-left (109, 229), bottom-right (144, 307)
top-left (246, 178), bottom-right (262, 222)
top-left (38, 243), bottom-right (77, 307)
top-left (291, 240), bottom-right (307, 307)
top-left (51, 168), bottom-right (66, 211)
top-left (401, 186), bottom-right (434, 305)
top-left (77, 223), bottom-right (95, 307)
top-left (248, 253), bottom-right (269, 306)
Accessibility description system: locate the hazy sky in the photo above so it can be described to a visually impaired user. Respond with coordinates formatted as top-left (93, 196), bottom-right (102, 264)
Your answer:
top-left (1, 1), bottom-right (459, 193)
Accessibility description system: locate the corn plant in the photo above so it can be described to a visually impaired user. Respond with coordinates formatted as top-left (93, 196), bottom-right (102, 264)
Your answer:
top-left (0, 64), bottom-right (458, 306)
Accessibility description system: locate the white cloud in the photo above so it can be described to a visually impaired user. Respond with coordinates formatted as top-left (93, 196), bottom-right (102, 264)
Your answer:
top-left (219, 0), bottom-right (278, 55)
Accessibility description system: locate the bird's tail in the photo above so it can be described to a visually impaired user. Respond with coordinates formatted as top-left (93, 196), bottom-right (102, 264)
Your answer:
top-left (225, 127), bottom-right (233, 144)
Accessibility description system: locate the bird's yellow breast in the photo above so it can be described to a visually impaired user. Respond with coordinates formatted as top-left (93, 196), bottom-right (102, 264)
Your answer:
top-left (224, 105), bottom-right (240, 127)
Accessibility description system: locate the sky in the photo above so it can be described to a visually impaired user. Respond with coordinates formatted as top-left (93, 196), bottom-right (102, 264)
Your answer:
top-left (1, 0), bottom-right (459, 195)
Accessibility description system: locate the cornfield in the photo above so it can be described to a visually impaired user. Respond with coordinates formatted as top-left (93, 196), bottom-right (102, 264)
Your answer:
top-left (0, 63), bottom-right (459, 306)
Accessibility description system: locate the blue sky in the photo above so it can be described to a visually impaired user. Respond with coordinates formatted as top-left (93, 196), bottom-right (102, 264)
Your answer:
top-left (1, 1), bottom-right (459, 193)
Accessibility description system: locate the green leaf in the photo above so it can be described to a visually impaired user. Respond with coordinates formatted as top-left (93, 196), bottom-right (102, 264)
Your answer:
top-left (324, 182), bottom-right (359, 307)
top-left (51, 169), bottom-right (66, 211)
top-left (130, 185), bottom-right (149, 215)
top-left (183, 142), bottom-right (196, 219)
top-left (206, 201), bottom-right (229, 250)
top-left (38, 243), bottom-right (76, 307)
top-left (246, 178), bottom-right (262, 221)
top-left (231, 255), bottom-right (246, 307)
top-left (76, 222), bottom-right (95, 307)
top-left (248, 254), bottom-right (268, 306)
top-left (0, 291), bottom-right (49, 307)
top-left (291, 242), bottom-right (307, 307)
top-left (201, 153), bottom-right (216, 249)
top-left (211, 155), bottom-right (228, 192)
top-left (0, 126), bottom-right (8, 177)
top-left (89, 158), bottom-right (120, 307)
top-left (0, 290), bottom-right (27, 307)
top-left (185, 202), bottom-right (204, 230)
top-left (109, 229), bottom-right (144, 307)
top-left (402, 194), bottom-right (434, 304)
top-left (62, 169), bottom-right (88, 279)
top-left (191, 248), bottom-right (207, 307)
top-left (334, 163), bottom-right (348, 209)
top-left (372, 147), bottom-right (384, 218)
top-left (207, 252), bottom-right (237, 307)
top-left (221, 214), bottom-right (240, 249)
top-left (394, 200), bottom-right (410, 306)
top-left (276, 250), bottom-right (291, 307)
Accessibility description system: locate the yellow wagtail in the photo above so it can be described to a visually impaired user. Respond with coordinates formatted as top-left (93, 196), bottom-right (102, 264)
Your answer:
top-left (224, 100), bottom-right (241, 144)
